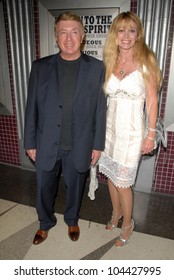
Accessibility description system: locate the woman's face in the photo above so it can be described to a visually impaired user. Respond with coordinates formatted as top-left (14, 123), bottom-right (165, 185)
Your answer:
top-left (117, 20), bottom-right (138, 51)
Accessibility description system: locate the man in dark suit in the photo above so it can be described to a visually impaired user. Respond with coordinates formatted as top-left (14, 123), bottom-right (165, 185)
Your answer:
top-left (24, 12), bottom-right (106, 245)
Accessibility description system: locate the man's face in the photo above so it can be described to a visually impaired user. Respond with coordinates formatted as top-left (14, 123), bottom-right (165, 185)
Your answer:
top-left (55, 20), bottom-right (84, 60)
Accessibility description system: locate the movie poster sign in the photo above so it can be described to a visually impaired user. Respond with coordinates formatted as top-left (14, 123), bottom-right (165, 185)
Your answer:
top-left (51, 8), bottom-right (119, 60)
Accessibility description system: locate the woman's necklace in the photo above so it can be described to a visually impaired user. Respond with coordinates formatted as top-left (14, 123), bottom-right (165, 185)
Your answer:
top-left (118, 57), bottom-right (137, 79)
top-left (119, 69), bottom-right (126, 77)
top-left (118, 59), bottom-right (127, 78)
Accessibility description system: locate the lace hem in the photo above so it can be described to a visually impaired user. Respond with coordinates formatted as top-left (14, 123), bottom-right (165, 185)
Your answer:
top-left (88, 155), bottom-right (137, 200)
top-left (99, 165), bottom-right (134, 188)
top-left (99, 154), bottom-right (137, 188)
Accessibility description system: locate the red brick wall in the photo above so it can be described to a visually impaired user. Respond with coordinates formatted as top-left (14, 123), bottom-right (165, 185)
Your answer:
top-left (152, 1), bottom-right (174, 194)
top-left (129, 0), bottom-right (174, 194)
top-left (0, 0), bottom-right (20, 166)
top-left (32, 0), bottom-right (40, 59)
top-left (130, 0), bottom-right (138, 13)
top-left (0, 0), bottom-right (40, 166)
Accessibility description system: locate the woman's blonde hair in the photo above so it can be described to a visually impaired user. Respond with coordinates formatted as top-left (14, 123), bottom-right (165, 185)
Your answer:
top-left (103, 11), bottom-right (162, 90)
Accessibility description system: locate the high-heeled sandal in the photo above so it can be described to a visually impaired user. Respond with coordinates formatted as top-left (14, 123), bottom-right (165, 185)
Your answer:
top-left (106, 211), bottom-right (123, 230)
top-left (115, 219), bottom-right (134, 247)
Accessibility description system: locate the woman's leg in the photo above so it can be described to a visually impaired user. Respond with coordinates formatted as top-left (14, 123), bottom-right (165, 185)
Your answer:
top-left (106, 179), bottom-right (122, 229)
top-left (115, 186), bottom-right (134, 246)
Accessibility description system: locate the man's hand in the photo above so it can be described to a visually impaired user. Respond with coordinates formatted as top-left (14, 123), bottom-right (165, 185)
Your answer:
top-left (91, 150), bottom-right (101, 166)
top-left (26, 149), bottom-right (36, 162)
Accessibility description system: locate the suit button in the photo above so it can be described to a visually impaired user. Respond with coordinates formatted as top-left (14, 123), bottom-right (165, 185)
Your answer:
top-left (57, 124), bottom-right (61, 127)
top-left (59, 105), bottom-right (62, 108)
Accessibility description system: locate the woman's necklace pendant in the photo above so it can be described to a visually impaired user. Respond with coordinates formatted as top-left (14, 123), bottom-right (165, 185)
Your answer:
top-left (119, 70), bottom-right (125, 77)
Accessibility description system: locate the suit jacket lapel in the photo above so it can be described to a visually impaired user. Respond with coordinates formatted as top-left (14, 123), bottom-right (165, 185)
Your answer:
top-left (47, 54), bottom-right (62, 106)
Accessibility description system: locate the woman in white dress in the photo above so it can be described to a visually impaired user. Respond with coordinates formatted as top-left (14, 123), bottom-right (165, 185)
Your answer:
top-left (99, 11), bottom-right (162, 247)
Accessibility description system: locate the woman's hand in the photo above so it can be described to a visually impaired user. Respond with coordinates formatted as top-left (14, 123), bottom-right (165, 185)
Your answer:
top-left (141, 137), bottom-right (156, 155)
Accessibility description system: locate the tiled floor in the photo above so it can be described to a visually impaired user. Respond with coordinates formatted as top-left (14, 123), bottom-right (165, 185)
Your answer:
top-left (0, 163), bottom-right (174, 260)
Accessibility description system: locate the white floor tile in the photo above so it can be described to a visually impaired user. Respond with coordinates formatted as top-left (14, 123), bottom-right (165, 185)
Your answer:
top-left (0, 201), bottom-right (37, 241)
top-left (0, 199), bottom-right (17, 215)
top-left (0, 200), bottom-right (173, 260)
top-left (101, 231), bottom-right (174, 260)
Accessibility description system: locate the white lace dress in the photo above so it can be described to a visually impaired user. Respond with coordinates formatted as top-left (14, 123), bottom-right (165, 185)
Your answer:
top-left (99, 71), bottom-right (146, 187)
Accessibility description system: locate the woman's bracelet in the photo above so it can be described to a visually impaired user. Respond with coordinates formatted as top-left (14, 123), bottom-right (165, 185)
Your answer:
top-left (148, 127), bottom-right (156, 132)
top-left (146, 136), bottom-right (155, 141)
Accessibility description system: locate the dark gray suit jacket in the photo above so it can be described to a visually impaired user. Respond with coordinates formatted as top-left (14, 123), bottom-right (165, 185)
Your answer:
top-left (24, 52), bottom-right (106, 172)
